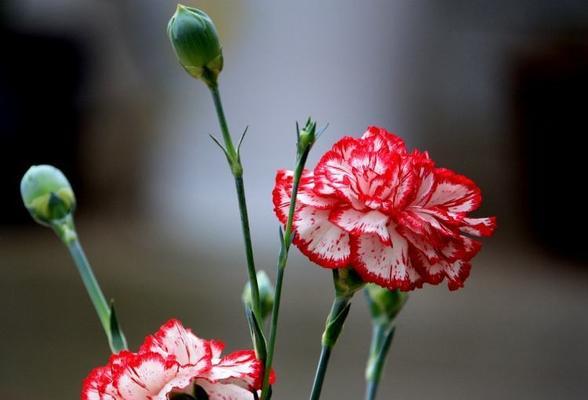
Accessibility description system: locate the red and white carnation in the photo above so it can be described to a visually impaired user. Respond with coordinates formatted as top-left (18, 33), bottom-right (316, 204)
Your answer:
top-left (82, 319), bottom-right (272, 400)
top-left (273, 126), bottom-right (496, 291)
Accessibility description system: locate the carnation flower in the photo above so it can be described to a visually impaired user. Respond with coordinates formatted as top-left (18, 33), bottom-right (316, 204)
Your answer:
top-left (82, 319), bottom-right (272, 400)
top-left (273, 126), bottom-right (496, 291)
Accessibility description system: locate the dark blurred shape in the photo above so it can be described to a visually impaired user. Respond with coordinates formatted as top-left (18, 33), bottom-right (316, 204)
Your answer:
top-left (513, 29), bottom-right (588, 260)
top-left (0, 21), bottom-right (86, 224)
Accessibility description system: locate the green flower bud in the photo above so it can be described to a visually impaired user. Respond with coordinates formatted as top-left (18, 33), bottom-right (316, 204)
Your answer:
top-left (297, 118), bottom-right (317, 156)
top-left (242, 271), bottom-right (275, 320)
top-left (365, 284), bottom-right (408, 324)
top-left (20, 165), bottom-right (76, 226)
top-left (333, 267), bottom-right (365, 298)
top-left (168, 4), bottom-right (224, 87)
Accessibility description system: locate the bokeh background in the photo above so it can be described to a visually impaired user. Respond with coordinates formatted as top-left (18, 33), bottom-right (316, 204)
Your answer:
top-left (1, 0), bottom-right (588, 398)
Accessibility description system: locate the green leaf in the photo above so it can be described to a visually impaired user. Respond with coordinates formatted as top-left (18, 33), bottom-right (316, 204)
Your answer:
top-left (245, 306), bottom-right (267, 362)
top-left (109, 300), bottom-right (128, 353)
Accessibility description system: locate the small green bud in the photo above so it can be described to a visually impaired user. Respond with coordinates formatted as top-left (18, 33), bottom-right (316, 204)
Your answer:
top-left (20, 165), bottom-right (76, 226)
top-left (297, 118), bottom-right (317, 155)
top-left (333, 268), bottom-right (365, 298)
top-left (365, 284), bottom-right (408, 324)
top-left (168, 4), bottom-right (224, 87)
top-left (242, 271), bottom-right (275, 320)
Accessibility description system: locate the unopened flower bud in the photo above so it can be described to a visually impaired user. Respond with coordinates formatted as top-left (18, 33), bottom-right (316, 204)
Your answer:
top-left (333, 268), bottom-right (365, 298)
top-left (242, 271), bottom-right (274, 320)
top-left (168, 4), bottom-right (224, 87)
top-left (298, 118), bottom-right (317, 155)
top-left (365, 284), bottom-right (408, 324)
top-left (20, 165), bottom-right (76, 226)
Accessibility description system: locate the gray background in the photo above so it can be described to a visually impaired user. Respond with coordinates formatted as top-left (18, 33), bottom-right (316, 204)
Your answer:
top-left (1, 1), bottom-right (587, 399)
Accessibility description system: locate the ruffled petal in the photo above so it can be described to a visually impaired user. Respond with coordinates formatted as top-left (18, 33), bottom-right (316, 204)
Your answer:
top-left (441, 235), bottom-right (481, 262)
top-left (351, 226), bottom-right (422, 291)
top-left (425, 168), bottom-right (482, 213)
top-left (140, 319), bottom-right (210, 373)
top-left (81, 366), bottom-right (116, 400)
top-left (329, 207), bottom-right (390, 244)
top-left (313, 151), bottom-right (363, 208)
top-left (444, 259), bottom-right (472, 290)
top-left (206, 350), bottom-right (265, 390)
top-left (208, 339), bottom-right (225, 363)
top-left (273, 170), bottom-right (339, 223)
top-left (272, 169), bottom-right (350, 268)
top-left (113, 352), bottom-right (188, 400)
top-left (361, 126), bottom-right (407, 154)
top-left (409, 246), bottom-right (472, 290)
top-left (409, 246), bottom-right (445, 285)
top-left (194, 380), bottom-right (254, 400)
top-left (460, 217), bottom-right (497, 237)
top-left (293, 206), bottom-right (351, 268)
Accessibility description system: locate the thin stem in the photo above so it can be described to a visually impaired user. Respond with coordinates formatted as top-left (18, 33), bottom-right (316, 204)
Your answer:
top-left (365, 324), bottom-right (395, 400)
top-left (365, 381), bottom-right (378, 400)
top-left (260, 149), bottom-right (310, 399)
top-left (66, 235), bottom-right (111, 339)
top-left (52, 216), bottom-right (127, 353)
top-left (310, 346), bottom-right (332, 400)
top-left (309, 296), bottom-right (353, 400)
top-left (210, 85), bottom-right (237, 158)
top-left (208, 84), bottom-right (261, 323)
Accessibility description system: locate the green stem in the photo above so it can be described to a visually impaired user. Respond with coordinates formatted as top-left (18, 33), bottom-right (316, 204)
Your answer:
top-left (210, 85), bottom-right (237, 158)
top-left (67, 239), bottom-right (111, 332)
top-left (52, 217), bottom-right (115, 349)
top-left (309, 295), bottom-right (353, 400)
top-left (310, 346), bottom-right (332, 400)
top-left (365, 324), bottom-right (395, 400)
top-left (260, 149), bottom-right (310, 400)
top-left (208, 84), bottom-right (261, 323)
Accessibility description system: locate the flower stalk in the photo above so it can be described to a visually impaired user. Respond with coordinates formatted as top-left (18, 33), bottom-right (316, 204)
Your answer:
top-left (309, 268), bottom-right (365, 400)
top-left (364, 285), bottom-right (408, 400)
top-left (260, 120), bottom-right (317, 399)
top-left (20, 165), bottom-right (127, 353)
top-left (208, 83), bottom-right (263, 333)
top-left (365, 324), bottom-right (395, 400)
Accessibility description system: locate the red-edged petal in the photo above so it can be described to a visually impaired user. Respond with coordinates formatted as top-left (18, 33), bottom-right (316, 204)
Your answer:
top-left (81, 366), bottom-right (116, 400)
top-left (360, 126), bottom-right (407, 155)
top-left (401, 229), bottom-right (441, 264)
top-left (351, 226), bottom-right (422, 291)
top-left (140, 319), bottom-right (210, 373)
top-left (329, 207), bottom-right (390, 244)
top-left (292, 206), bottom-right (351, 268)
top-left (460, 216), bottom-right (497, 237)
top-left (441, 235), bottom-right (481, 262)
top-left (409, 246), bottom-right (444, 285)
top-left (113, 352), bottom-right (188, 400)
top-left (409, 247), bottom-right (471, 290)
top-left (207, 350), bottom-right (265, 390)
top-left (209, 339), bottom-right (225, 363)
top-left (313, 151), bottom-right (363, 208)
top-left (194, 380), bottom-right (255, 400)
top-left (425, 168), bottom-right (482, 213)
top-left (444, 259), bottom-right (472, 291)
top-left (273, 170), bottom-right (339, 224)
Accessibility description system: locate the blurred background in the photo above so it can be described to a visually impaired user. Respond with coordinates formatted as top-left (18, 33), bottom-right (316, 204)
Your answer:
top-left (1, 0), bottom-right (587, 398)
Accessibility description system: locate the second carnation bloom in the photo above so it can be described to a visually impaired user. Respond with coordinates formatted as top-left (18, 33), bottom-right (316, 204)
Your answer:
top-left (273, 126), bottom-right (496, 291)
top-left (82, 319), bottom-right (273, 400)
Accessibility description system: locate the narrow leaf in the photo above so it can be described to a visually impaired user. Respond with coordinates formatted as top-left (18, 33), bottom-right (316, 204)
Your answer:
top-left (109, 300), bottom-right (128, 353)
top-left (245, 306), bottom-right (267, 362)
